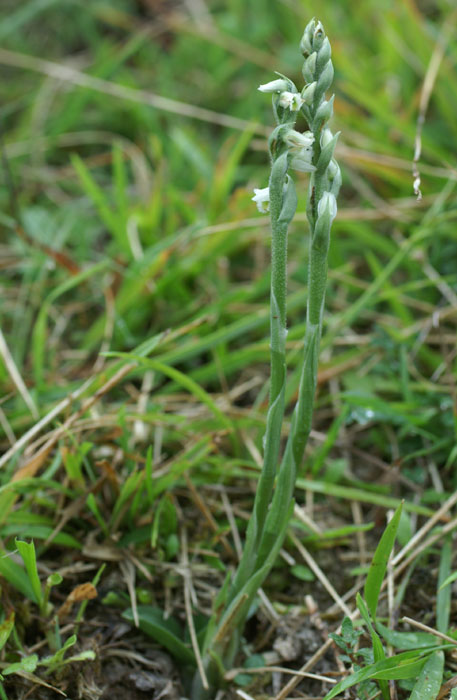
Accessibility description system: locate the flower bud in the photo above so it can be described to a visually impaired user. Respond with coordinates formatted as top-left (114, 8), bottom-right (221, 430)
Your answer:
top-left (320, 128), bottom-right (333, 148)
top-left (302, 53), bottom-right (317, 83)
top-left (312, 95), bottom-right (334, 131)
top-left (314, 60), bottom-right (334, 103)
top-left (316, 131), bottom-right (339, 176)
top-left (258, 78), bottom-right (290, 93)
top-left (316, 37), bottom-right (331, 73)
top-left (312, 21), bottom-right (325, 51)
top-left (317, 191), bottom-right (337, 222)
top-left (300, 18), bottom-right (316, 56)
top-left (284, 129), bottom-right (314, 149)
top-left (328, 159), bottom-right (342, 197)
top-left (301, 81), bottom-right (317, 105)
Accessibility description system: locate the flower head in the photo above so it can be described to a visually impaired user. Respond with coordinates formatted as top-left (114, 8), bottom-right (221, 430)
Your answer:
top-left (252, 186), bottom-right (270, 213)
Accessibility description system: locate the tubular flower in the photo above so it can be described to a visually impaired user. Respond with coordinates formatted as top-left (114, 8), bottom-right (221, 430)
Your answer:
top-left (257, 79), bottom-right (289, 93)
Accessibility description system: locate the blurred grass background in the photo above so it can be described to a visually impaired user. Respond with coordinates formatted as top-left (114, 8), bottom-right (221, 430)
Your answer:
top-left (0, 0), bottom-right (457, 696)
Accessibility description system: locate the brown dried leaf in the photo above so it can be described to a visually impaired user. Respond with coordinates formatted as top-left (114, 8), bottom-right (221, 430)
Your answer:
top-left (58, 582), bottom-right (97, 621)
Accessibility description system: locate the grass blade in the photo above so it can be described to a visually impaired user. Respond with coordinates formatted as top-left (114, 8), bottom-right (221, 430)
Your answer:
top-left (357, 593), bottom-right (389, 700)
top-left (15, 539), bottom-right (43, 610)
top-left (364, 502), bottom-right (402, 619)
top-left (123, 606), bottom-right (195, 666)
top-left (323, 648), bottom-right (450, 700)
top-left (437, 535), bottom-right (452, 634)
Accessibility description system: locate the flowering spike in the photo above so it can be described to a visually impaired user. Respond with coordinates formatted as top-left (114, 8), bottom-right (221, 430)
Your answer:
top-left (194, 20), bottom-right (340, 696)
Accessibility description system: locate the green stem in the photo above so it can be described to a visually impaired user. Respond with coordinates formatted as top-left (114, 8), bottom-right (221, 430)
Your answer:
top-left (226, 151), bottom-right (291, 601)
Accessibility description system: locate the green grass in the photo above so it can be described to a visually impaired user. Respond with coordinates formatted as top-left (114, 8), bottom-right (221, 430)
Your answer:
top-left (1, 0), bottom-right (457, 698)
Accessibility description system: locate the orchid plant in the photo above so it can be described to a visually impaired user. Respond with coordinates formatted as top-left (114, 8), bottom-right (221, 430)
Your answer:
top-left (191, 18), bottom-right (341, 698)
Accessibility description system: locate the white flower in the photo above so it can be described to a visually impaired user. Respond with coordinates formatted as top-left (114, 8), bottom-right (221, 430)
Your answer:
top-left (318, 191), bottom-right (337, 221)
top-left (252, 186), bottom-right (270, 213)
top-left (290, 148), bottom-right (315, 173)
top-left (258, 79), bottom-right (289, 93)
top-left (278, 91), bottom-right (304, 111)
top-left (284, 129), bottom-right (314, 149)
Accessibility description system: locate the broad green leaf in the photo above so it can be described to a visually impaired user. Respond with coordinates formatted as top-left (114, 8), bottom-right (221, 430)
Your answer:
top-left (408, 650), bottom-right (443, 700)
top-left (15, 539), bottom-right (43, 609)
top-left (323, 649), bottom-right (447, 700)
top-left (40, 634), bottom-right (77, 671)
top-left (0, 550), bottom-right (37, 603)
top-left (123, 606), bottom-right (195, 665)
top-left (376, 621), bottom-right (435, 650)
top-left (364, 502), bottom-right (402, 619)
top-left (3, 654), bottom-right (38, 675)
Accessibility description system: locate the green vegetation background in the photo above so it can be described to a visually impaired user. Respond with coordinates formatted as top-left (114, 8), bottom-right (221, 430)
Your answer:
top-left (0, 0), bottom-right (457, 696)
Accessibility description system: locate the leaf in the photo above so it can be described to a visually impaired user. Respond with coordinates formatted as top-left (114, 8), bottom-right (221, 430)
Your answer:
top-left (15, 539), bottom-right (43, 609)
top-left (375, 621), bottom-right (435, 650)
top-left (356, 594), bottom-right (389, 700)
top-left (71, 154), bottom-right (129, 254)
top-left (364, 502), bottom-right (402, 619)
top-left (437, 536), bottom-right (452, 634)
top-left (54, 649), bottom-right (96, 667)
top-left (0, 612), bottom-right (14, 652)
top-left (123, 606), bottom-right (195, 665)
top-left (438, 570), bottom-right (457, 591)
top-left (323, 649), bottom-right (441, 700)
top-left (408, 650), bottom-right (444, 700)
top-left (32, 260), bottom-right (109, 387)
top-left (3, 654), bottom-right (38, 675)
top-left (291, 564), bottom-right (315, 581)
top-left (0, 551), bottom-right (37, 603)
